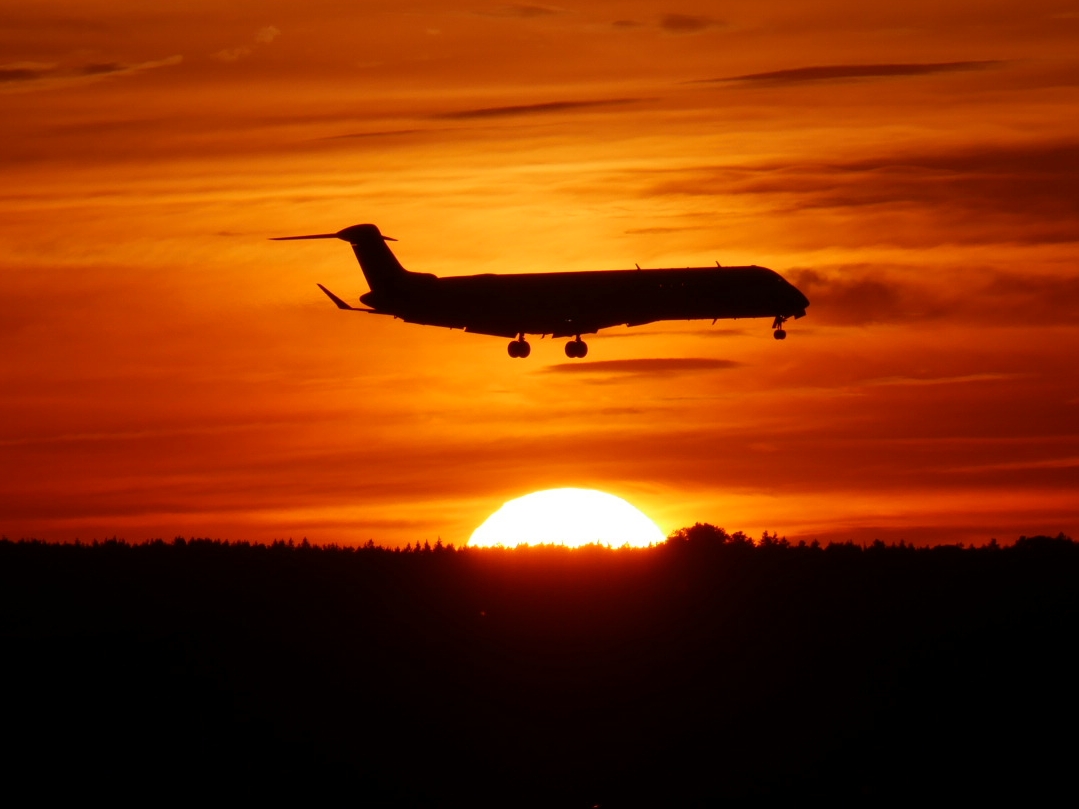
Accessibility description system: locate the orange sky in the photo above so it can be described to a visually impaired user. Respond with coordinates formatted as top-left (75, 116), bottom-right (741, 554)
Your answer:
top-left (3, 1), bottom-right (1078, 546)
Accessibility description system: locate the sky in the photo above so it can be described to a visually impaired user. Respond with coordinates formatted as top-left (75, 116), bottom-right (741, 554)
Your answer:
top-left (2, 1), bottom-right (1078, 547)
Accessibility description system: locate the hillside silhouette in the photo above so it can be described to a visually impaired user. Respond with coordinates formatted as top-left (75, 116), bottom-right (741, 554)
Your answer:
top-left (3, 528), bottom-right (1077, 805)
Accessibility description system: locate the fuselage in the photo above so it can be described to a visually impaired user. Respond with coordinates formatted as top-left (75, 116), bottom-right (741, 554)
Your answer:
top-left (364, 264), bottom-right (809, 339)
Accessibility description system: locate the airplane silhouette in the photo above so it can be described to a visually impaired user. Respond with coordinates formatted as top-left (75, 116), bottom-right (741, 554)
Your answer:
top-left (274, 224), bottom-right (809, 358)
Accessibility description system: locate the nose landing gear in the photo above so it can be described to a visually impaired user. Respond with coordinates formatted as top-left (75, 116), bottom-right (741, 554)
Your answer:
top-left (565, 337), bottom-right (588, 358)
top-left (772, 316), bottom-right (788, 341)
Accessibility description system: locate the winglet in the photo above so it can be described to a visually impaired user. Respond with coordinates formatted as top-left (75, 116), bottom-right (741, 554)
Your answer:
top-left (317, 283), bottom-right (359, 310)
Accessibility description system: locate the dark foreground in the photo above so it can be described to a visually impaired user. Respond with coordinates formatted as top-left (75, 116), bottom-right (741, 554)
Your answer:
top-left (3, 529), bottom-right (1077, 805)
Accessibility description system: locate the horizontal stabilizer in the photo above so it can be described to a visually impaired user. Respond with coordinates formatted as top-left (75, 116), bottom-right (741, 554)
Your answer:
top-left (271, 225), bottom-right (397, 243)
top-left (272, 233), bottom-right (340, 241)
top-left (317, 283), bottom-right (375, 312)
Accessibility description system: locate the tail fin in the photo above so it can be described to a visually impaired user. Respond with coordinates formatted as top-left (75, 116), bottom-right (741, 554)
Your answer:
top-left (337, 224), bottom-right (409, 295)
top-left (272, 223), bottom-right (408, 295)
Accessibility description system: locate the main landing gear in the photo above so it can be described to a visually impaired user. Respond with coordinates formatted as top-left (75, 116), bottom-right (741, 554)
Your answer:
top-left (772, 315), bottom-right (788, 341)
top-left (565, 337), bottom-right (588, 359)
top-left (507, 334), bottom-right (531, 358)
top-left (507, 334), bottom-right (590, 358)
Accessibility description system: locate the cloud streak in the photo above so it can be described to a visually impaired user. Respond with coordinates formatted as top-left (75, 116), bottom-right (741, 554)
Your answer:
top-left (660, 14), bottom-right (720, 34)
top-left (701, 61), bottom-right (1003, 86)
top-left (477, 5), bottom-right (562, 19)
top-left (788, 266), bottom-right (1079, 326)
top-left (215, 25), bottom-right (281, 62)
top-left (545, 358), bottom-right (741, 375)
top-left (0, 55), bottom-right (182, 90)
top-left (320, 129), bottom-right (428, 141)
top-left (642, 140), bottom-right (1079, 248)
top-left (0, 62), bottom-right (56, 82)
top-left (435, 97), bottom-right (644, 120)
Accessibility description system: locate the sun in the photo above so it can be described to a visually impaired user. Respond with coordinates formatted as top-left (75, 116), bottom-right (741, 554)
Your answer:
top-left (468, 488), bottom-right (666, 548)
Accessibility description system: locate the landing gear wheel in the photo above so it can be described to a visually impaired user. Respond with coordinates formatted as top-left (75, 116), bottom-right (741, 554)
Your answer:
top-left (772, 315), bottom-right (789, 341)
top-left (565, 338), bottom-right (588, 358)
top-left (508, 339), bottom-right (531, 358)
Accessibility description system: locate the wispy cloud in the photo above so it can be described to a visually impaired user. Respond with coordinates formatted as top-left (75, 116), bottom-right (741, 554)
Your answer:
top-left (0, 56), bottom-right (182, 91)
top-left (214, 48), bottom-right (251, 62)
top-left (623, 226), bottom-right (697, 235)
top-left (256, 26), bottom-right (281, 44)
top-left (946, 456), bottom-right (1079, 473)
top-left (545, 358), bottom-right (740, 375)
top-left (642, 140), bottom-right (1079, 248)
top-left (320, 129), bottom-right (428, 141)
top-left (788, 265), bottom-right (1079, 327)
top-left (660, 14), bottom-right (721, 34)
top-left (701, 61), bottom-right (1002, 86)
top-left (435, 97), bottom-right (644, 120)
top-left (477, 4), bottom-right (562, 18)
top-left (862, 373), bottom-right (1024, 388)
top-left (215, 25), bottom-right (281, 62)
top-left (0, 62), bottom-right (56, 82)
top-left (787, 268), bottom-right (947, 325)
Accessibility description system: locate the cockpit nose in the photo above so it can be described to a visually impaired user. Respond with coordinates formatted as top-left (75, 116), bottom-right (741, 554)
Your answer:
top-left (786, 280), bottom-right (809, 316)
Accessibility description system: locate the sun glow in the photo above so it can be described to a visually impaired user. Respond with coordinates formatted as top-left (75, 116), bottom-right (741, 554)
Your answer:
top-left (468, 488), bottom-right (666, 548)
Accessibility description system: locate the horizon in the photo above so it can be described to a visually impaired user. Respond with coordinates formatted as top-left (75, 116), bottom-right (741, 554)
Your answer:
top-left (5, 526), bottom-right (1070, 551)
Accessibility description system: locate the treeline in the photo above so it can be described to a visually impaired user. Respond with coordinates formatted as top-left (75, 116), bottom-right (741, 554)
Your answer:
top-left (3, 524), bottom-right (1077, 805)
top-left (3, 521), bottom-right (1073, 556)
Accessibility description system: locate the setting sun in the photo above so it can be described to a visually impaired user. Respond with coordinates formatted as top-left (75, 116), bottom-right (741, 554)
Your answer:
top-left (468, 488), bottom-right (666, 548)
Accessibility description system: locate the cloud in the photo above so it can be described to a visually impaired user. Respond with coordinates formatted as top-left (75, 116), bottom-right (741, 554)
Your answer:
top-left (256, 26), bottom-right (281, 44)
top-left (659, 14), bottom-right (720, 34)
top-left (0, 65), bottom-right (50, 82)
top-left (80, 62), bottom-right (124, 75)
top-left (214, 48), bottom-right (251, 62)
top-left (478, 4), bottom-right (562, 18)
top-left (623, 226), bottom-right (696, 235)
top-left (0, 56), bottom-right (182, 90)
top-left (111, 55), bottom-right (182, 76)
top-left (979, 271), bottom-right (1079, 320)
top-left (787, 265), bottom-right (1079, 326)
top-left (545, 358), bottom-right (741, 375)
top-left (948, 456), bottom-right (1079, 473)
top-left (862, 373), bottom-right (1024, 388)
top-left (321, 129), bottom-right (427, 141)
top-left (787, 268), bottom-right (947, 325)
top-left (704, 61), bottom-right (1002, 86)
top-left (642, 140), bottom-right (1079, 248)
top-left (215, 25), bottom-right (280, 62)
top-left (435, 97), bottom-right (644, 120)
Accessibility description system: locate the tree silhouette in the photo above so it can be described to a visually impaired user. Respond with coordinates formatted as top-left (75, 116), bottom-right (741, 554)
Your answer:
top-left (0, 530), bottom-right (1075, 804)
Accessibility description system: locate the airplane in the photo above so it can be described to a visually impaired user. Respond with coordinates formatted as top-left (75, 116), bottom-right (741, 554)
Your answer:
top-left (273, 223), bottom-right (809, 358)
